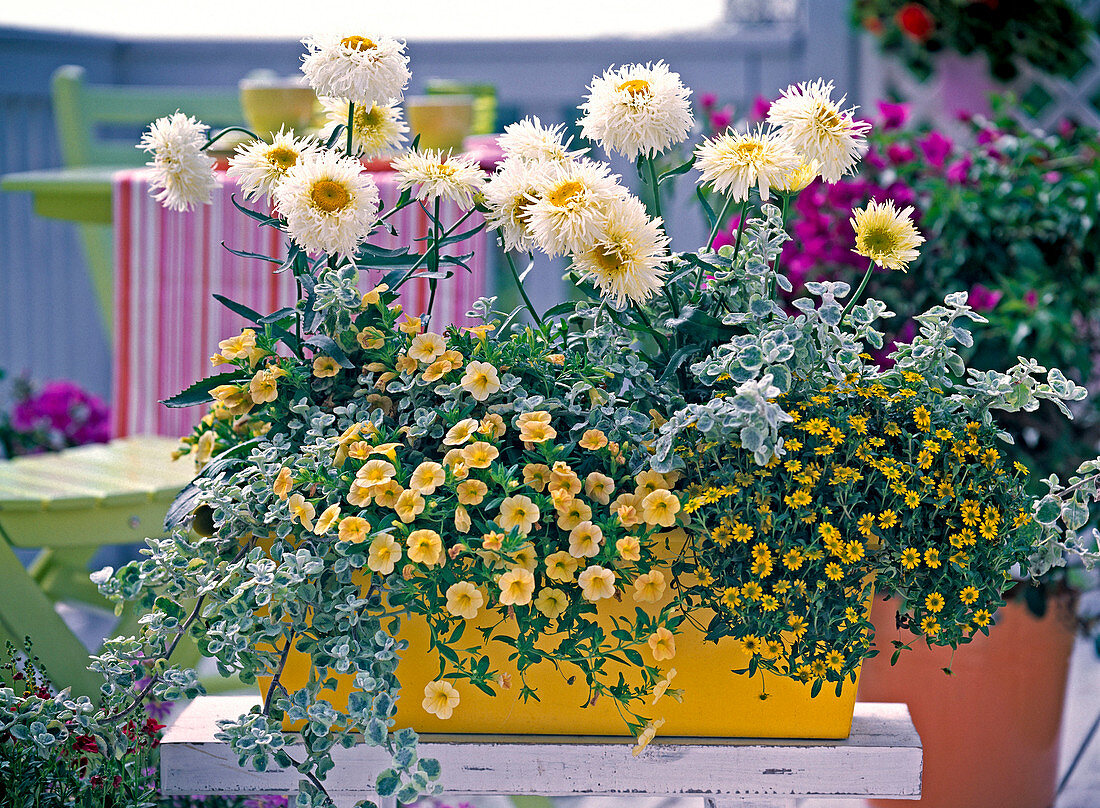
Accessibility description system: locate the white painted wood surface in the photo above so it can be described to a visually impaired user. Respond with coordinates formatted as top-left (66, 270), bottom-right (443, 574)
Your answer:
top-left (160, 696), bottom-right (921, 804)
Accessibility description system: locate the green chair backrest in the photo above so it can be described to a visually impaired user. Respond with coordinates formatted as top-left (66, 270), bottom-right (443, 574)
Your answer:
top-left (51, 65), bottom-right (243, 168)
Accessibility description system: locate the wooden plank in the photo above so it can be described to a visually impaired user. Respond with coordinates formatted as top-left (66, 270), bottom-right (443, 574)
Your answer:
top-left (161, 696), bottom-right (922, 801)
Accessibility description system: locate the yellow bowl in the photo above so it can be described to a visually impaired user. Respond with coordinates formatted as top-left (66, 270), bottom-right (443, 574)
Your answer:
top-left (406, 95), bottom-right (474, 153)
top-left (239, 81), bottom-right (317, 139)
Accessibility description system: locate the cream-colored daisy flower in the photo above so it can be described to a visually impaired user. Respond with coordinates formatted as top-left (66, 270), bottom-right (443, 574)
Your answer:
top-left (274, 149), bottom-right (381, 257)
top-left (766, 79), bottom-right (871, 183)
top-left (319, 97), bottom-right (408, 159)
top-left (579, 62), bottom-right (693, 159)
top-left (300, 34), bottom-right (410, 107)
top-left (498, 116), bottom-right (587, 164)
top-left (526, 159), bottom-right (627, 256)
top-left (694, 126), bottom-right (801, 202)
top-left (850, 200), bottom-right (924, 271)
top-left (483, 159), bottom-right (543, 252)
top-left (570, 194), bottom-right (670, 305)
top-left (137, 112), bottom-right (217, 211)
top-left (391, 148), bottom-right (486, 210)
top-left (227, 128), bottom-right (319, 203)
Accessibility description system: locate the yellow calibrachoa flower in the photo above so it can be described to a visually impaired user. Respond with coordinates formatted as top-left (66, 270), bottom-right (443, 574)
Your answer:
top-left (445, 581), bottom-right (485, 620)
top-left (498, 495), bottom-right (540, 536)
top-left (456, 479), bottom-right (488, 506)
top-left (338, 516), bottom-right (370, 544)
top-left (579, 429), bottom-right (608, 450)
top-left (568, 521), bottom-right (604, 558)
top-left (479, 413), bottom-right (506, 439)
top-left (534, 587), bottom-right (569, 619)
top-left (510, 541), bottom-right (539, 572)
top-left (210, 384), bottom-right (254, 416)
top-left (454, 504), bottom-right (472, 533)
top-left (410, 461), bottom-right (445, 494)
top-left (545, 550), bottom-right (581, 582)
top-left (367, 533), bottom-right (402, 574)
top-left (632, 717), bottom-right (666, 757)
top-left (652, 668), bottom-right (677, 705)
top-left (616, 535), bottom-right (641, 562)
top-left (374, 480), bottom-right (403, 508)
top-left (273, 467), bottom-right (293, 499)
top-left (634, 469), bottom-right (669, 497)
top-left (407, 529), bottom-right (444, 566)
top-left (312, 356), bottom-right (340, 377)
top-left (408, 332), bottom-right (446, 364)
top-left (578, 564), bottom-right (616, 601)
top-left (444, 418), bottom-right (479, 446)
top-left (398, 315), bottom-right (422, 335)
top-left (584, 471), bottom-right (615, 505)
top-left (498, 567), bottom-right (536, 606)
top-left (641, 489), bottom-right (680, 527)
top-left (357, 458), bottom-right (396, 486)
top-left (248, 367), bottom-right (282, 404)
top-left (347, 480), bottom-right (373, 507)
top-left (647, 626), bottom-right (676, 661)
top-left (422, 680), bottom-right (460, 719)
top-left (523, 463), bottom-right (551, 491)
top-left (460, 360), bottom-right (502, 401)
top-left (395, 353), bottom-right (418, 374)
top-left (633, 569), bottom-right (666, 603)
top-left (395, 489), bottom-right (426, 522)
top-left (314, 503), bottom-right (341, 535)
top-left (549, 462), bottom-right (582, 495)
top-left (287, 493), bottom-right (316, 532)
top-left (463, 441), bottom-right (499, 469)
top-left (519, 420), bottom-right (556, 444)
top-left (361, 282), bottom-right (389, 306)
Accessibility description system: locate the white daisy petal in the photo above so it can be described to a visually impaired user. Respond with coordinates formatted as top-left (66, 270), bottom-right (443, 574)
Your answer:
top-left (579, 62), bottom-right (694, 159)
top-left (571, 195), bottom-right (670, 305)
top-left (391, 148), bottom-right (487, 210)
top-left (319, 97), bottom-right (408, 160)
top-left (766, 79), bottom-right (870, 183)
top-left (694, 126), bottom-right (802, 202)
top-left (300, 34), bottom-right (410, 108)
top-left (137, 112), bottom-right (217, 212)
top-left (497, 116), bottom-right (587, 164)
top-left (227, 128), bottom-right (320, 203)
top-left (274, 150), bottom-right (381, 257)
top-left (526, 158), bottom-right (628, 256)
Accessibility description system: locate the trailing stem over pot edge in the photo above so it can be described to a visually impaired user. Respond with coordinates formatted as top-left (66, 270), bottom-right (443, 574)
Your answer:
top-left (87, 31), bottom-right (1100, 808)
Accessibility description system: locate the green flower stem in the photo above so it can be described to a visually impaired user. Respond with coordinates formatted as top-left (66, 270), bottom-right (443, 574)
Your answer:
top-left (201, 126), bottom-right (260, 150)
top-left (768, 192), bottom-right (791, 299)
top-left (505, 250), bottom-right (545, 328)
top-left (633, 303), bottom-right (669, 354)
top-left (262, 631), bottom-right (295, 715)
top-left (346, 102), bottom-right (355, 158)
top-left (645, 155), bottom-right (664, 222)
top-left (732, 198), bottom-right (751, 259)
top-left (707, 194), bottom-right (734, 252)
top-left (427, 197), bottom-right (442, 322)
top-left (839, 259), bottom-right (877, 328)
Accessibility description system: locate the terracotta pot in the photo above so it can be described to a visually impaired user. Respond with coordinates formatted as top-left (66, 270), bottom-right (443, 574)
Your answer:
top-left (859, 594), bottom-right (1076, 808)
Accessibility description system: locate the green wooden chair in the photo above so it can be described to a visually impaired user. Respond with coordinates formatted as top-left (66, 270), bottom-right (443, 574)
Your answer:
top-left (50, 65), bottom-right (242, 336)
top-left (0, 436), bottom-right (194, 696)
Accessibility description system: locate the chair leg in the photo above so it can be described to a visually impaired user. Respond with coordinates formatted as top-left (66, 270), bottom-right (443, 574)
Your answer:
top-left (0, 536), bottom-right (103, 698)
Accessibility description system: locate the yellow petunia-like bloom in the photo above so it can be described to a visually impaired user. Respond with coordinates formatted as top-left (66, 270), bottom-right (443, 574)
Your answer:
top-left (498, 495), bottom-right (540, 536)
top-left (409, 461), bottom-right (445, 494)
top-left (556, 498), bottom-right (593, 532)
top-left (545, 550), bottom-right (581, 582)
top-left (445, 581), bottom-right (485, 620)
top-left (579, 429), bottom-right (608, 450)
top-left (534, 587), bottom-right (569, 619)
top-left (519, 420), bottom-right (557, 444)
top-left (568, 521), bottom-right (604, 558)
top-left (641, 489), bottom-right (680, 528)
top-left (578, 564), bottom-right (616, 601)
top-left (367, 533), bottom-right (401, 574)
top-left (394, 489), bottom-right (426, 523)
top-left (584, 471), bottom-right (615, 505)
top-left (338, 516), bottom-right (370, 544)
top-left (273, 467), bottom-right (294, 500)
top-left (460, 361), bottom-right (502, 402)
top-left (616, 535), bottom-right (642, 562)
top-left (632, 569), bottom-right (666, 603)
top-left (523, 463), bottom-right (552, 492)
top-left (444, 418), bottom-right (479, 446)
top-left (850, 200), bottom-right (925, 272)
top-left (422, 679), bottom-right (460, 720)
top-left (456, 479), bottom-right (488, 506)
top-left (463, 441), bottom-right (500, 469)
top-left (647, 626), bottom-right (676, 661)
top-left (408, 332), bottom-right (446, 364)
top-left (407, 529), bottom-right (444, 566)
top-left (287, 493), bottom-right (316, 532)
top-left (312, 356), bottom-right (340, 378)
top-left (357, 458), bottom-right (396, 486)
top-left (498, 567), bottom-right (536, 606)
top-left (314, 503), bottom-right (341, 535)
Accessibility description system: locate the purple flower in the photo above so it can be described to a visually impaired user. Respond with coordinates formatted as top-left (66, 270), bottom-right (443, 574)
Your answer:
top-left (1058, 119), bottom-right (1076, 139)
top-left (1025, 290), bottom-right (1038, 308)
top-left (751, 95), bottom-right (771, 121)
top-left (10, 380), bottom-right (110, 450)
top-left (699, 92), bottom-right (717, 109)
top-left (917, 131), bottom-right (953, 169)
top-left (968, 284), bottom-right (1003, 312)
top-left (886, 143), bottom-right (916, 165)
top-left (243, 798), bottom-right (289, 808)
top-left (1044, 171), bottom-right (1062, 184)
top-left (945, 156), bottom-right (972, 185)
top-left (976, 128), bottom-right (1001, 146)
top-left (864, 147), bottom-right (887, 170)
top-left (709, 108), bottom-right (733, 132)
top-left (877, 101), bottom-right (910, 130)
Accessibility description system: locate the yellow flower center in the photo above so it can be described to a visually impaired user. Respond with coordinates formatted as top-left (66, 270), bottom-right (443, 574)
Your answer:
top-left (356, 104), bottom-right (384, 132)
top-left (860, 225), bottom-right (901, 257)
top-left (591, 243), bottom-right (627, 274)
top-left (266, 146), bottom-right (299, 170)
top-left (547, 179), bottom-right (585, 208)
top-left (310, 179), bottom-right (351, 213)
top-left (341, 35), bottom-right (377, 52)
top-left (617, 78), bottom-right (652, 98)
top-left (812, 104), bottom-right (844, 132)
top-left (731, 140), bottom-right (764, 162)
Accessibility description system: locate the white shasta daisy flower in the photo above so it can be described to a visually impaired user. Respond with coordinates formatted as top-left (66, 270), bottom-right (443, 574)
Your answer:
top-left (498, 116), bottom-right (587, 164)
top-left (526, 159), bottom-right (627, 257)
top-left (483, 159), bottom-right (544, 252)
top-left (227, 128), bottom-right (319, 203)
top-left (694, 126), bottom-right (802, 202)
top-left (300, 34), bottom-right (411, 108)
top-left (571, 194), bottom-right (670, 305)
top-left (391, 149), bottom-right (487, 210)
top-left (766, 79), bottom-right (870, 183)
top-left (274, 149), bottom-right (381, 257)
top-left (319, 97), bottom-right (408, 159)
top-left (137, 112), bottom-right (217, 211)
top-left (579, 62), bottom-right (694, 159)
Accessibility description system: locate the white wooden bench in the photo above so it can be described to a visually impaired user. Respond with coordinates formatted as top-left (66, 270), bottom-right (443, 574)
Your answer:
top-left (160, 696), bottom-right (921, 807)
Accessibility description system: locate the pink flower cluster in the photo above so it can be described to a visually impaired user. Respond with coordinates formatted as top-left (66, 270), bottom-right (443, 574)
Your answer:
top-left (9, 380), bottom-right (110, 452)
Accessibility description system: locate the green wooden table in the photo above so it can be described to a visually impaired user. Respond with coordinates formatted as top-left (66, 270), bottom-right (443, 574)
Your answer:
top-left (0, 436), bottom-right (194, 696)
top-left (0, 166), bottom-right (117, 225)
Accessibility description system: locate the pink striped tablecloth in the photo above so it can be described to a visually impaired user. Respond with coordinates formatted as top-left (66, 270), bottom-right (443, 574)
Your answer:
top-left (112, 167), bottom-right (491, 438)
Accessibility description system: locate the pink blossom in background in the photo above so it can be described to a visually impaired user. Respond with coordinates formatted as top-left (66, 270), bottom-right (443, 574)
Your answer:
top-left (751, 94), bottom-right (771, 121)
top-left (1026, 290), bottom-right (1039, 307)
top-left (946, 156), bottom-right (972, 184)
top-left (968, 284), bottom-right (1003, 312)
top-left (1058, 119), bottom-right (1077, 139)
top-left (699, 92), bottom-right (717, 109)
top-left (918, 131), bottom-right (953, 169)
top-left (865, 147), bottom-right (887, 170)
top-left (709, 107), bottom-right (734, 132)
top-left (887, 142), bottom-right (917, 165)
top-left (9, 380), bottom-right (110, 451)
top-left (877, 100), bottom-right (910, 130)
top-left (1044, 171), bottom-right (1062, 184)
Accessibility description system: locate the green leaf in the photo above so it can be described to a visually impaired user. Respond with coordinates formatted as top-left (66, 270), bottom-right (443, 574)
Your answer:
top-left (375, 769), bottom-right (400, 797)
top-left (658, 155), bottom-right (696, 182)
top-left (160, 371), bottom-right (241, 408)
top-left (304, 335), bottom-right (354, 368)
top-left (212, 294), bottom-right (267, 325)
top-left (221, 242), bottom-right (283, 265)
